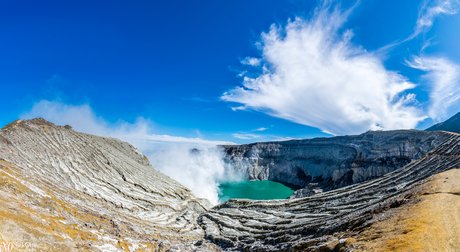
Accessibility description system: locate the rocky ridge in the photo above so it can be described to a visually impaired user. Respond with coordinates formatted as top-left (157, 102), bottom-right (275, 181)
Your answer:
top-left (0, 118), bottom-right (214, 251)
top-left (221, 130), bottom-right (451, 197)
top-left (426, 111), bottom-right (460, 133)
top-left (2, 118), bottom-right (460, 251)
top-left (351, 168), bottom-right (460, 251)
top-left (202, 131), bottom-right (460, 251)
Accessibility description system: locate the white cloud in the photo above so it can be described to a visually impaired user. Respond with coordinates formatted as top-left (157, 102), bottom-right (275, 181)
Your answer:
top-left (241, 57), bottom-right (262, 66)
top-left (252, 127), bottom-right (268, 131)
top-left (20, 100), bottom-right (235, 146)
top-left (407, 56), bottom-right (460, 121)
top-left (237, 71), bottom-right (247, 77)
top-left (232, 133), bottom-right (260, 139)
top-left (415, 0), bottom-right (459, 36)
top-left (231, 127), bottom-right (269, 140)
top-left (378, 0), bottom-right (459, 59)
top-left (20, 100), bottom-right (238, 205)
top-left (222, 4), bottom-right (425, 136)
top-left (270, 137), bottom-right (300, 142)
top-left (230, 106), bottom-right (246, 111)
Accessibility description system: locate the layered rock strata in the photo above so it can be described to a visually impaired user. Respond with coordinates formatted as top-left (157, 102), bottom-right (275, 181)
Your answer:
top-left (201, 132), bottom-right (460, 251)
top-left (222, 130), bottom-right (451, 197)
top-left (352, 168), bottom-right (460, 251)
top-left (2, 118), bottom-right (460, 251)
top-left (0, 119), bottom-right (214, 251)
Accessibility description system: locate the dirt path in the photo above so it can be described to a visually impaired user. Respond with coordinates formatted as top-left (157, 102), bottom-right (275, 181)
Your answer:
top-left (353, 168), bottom-right (460, 251)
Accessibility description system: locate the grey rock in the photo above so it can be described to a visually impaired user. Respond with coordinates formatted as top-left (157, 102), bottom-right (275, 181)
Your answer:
top-left (222, 130), bottom-right (451, 198)
top-left (202, 132), bottom-right (460, 251)
top-left (0, 118), bottom-right (212, 250)
top-left (3, 118), bottom-right (460, 251)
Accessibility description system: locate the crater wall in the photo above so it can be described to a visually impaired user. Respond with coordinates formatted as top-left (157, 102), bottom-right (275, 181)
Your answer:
top-left (203, 132), bottom-right (460, 251)
top-left (222, 130), bottom-right (452, 197)
top-left (0, 118), bottom-right (214, 251)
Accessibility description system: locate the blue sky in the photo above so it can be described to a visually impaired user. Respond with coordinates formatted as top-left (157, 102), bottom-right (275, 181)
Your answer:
top-left (1, 0), bottom-right (460, 145)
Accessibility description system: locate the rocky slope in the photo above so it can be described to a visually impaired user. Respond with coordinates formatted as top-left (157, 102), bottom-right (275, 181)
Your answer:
top-left (0, 119), bottom-right (216, 251)
top-left (426, 111), bottom-right (460, 133)
top-left (2, 118), bottom-right (460, 252)
top-left (352, 168), bottom-right (460, 251)
top-left (202, 131), bottom-right (460, 251)
top-left (222, 130), bottom-right (451, 197)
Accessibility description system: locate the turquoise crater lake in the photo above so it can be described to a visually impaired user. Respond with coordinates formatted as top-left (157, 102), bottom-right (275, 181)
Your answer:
top-left (218, 180), bottom-right (297, 203)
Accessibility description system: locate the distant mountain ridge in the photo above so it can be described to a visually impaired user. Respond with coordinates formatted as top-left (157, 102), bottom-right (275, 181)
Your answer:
top-left (426, 112), bottom-right (460, 133)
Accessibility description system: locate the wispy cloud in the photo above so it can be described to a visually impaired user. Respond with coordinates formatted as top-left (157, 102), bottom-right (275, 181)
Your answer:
top-left (232, 133), bottom-right (261, 139)
top-left (406, 56), bottom-right (460, 121)
top-left (414, 0), bottom-right (459, 37)
top-left (408, 1), bottom-right (460, 122)
top-left (20, 100), bottom-right (235, 146)
top-left (231, 127), bottom-right (268, 140)
top-left (231, 106), bottom-right (246, 111)
top-left (377, 0), bottom-right (459, 59)
top-left (222, 3), bottom-right (425, 136)
top-left (240, 57), bottom-right (262, 66)
top-left (270, 137), bottom-right (300, 142)
top-left (183, 97), bottom-right (216, 103)
top-left (252, 127), bottom-right (268, 131)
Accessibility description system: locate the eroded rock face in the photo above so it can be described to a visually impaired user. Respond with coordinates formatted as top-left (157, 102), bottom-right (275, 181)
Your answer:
top-left (222, 130), bottom-right (452, 197)
top-left (2, 118), bottom-right (459, 252)
top-left (0, 118), bottom-right (215, 251)
top-left (202, 132), bottom-right (460, 251)
top-left (352, 168), bottom-right (460, 251)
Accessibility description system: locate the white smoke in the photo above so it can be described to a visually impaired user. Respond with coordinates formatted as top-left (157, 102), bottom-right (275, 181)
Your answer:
top-left (148, 145), bottom-right (243, 205)
top-left (20, 100), bottom-right (241, 205)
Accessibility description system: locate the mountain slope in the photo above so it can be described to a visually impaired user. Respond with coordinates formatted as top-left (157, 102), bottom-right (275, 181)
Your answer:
top-left (3, 118), bottom-right (460, 251)
top-left (426, 111), bottom-right (460, 133)
top-left (0, 118), bottom-right (214, 251)
top-left (203, 131), bottom-right (460, 251)
top-left (352, 168), bottom-right (460, 251)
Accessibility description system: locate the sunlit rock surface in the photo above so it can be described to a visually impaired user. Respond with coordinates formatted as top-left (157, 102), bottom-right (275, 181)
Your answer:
top-left (2, 118), bottom-right (460, 252)
top-left (202, 132), bottom-right (460, 251)
top-left (351, 168), bottom-right (460, 251)
top-left (0, 118), bottom-right (215, 251)
top-left (222, 130), bottom-right (452, 197)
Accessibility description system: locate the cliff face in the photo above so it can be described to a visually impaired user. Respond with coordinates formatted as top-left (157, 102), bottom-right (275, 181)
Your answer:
top-left (222, 130), bottom-right (451, 197)
top-left (2, 118), bottom-right (460, 252)
top-left (202, 132), bottom-right (460, 251)
top-left (0, 119), bottom-right (215, 251)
